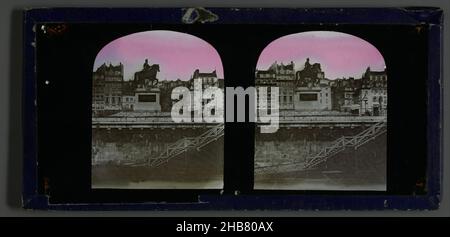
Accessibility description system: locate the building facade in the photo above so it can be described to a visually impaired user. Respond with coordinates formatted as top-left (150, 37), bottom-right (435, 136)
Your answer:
top-left (92, 63), bottom-right (124, 115)
top-left (359, 67), bottom-right (388, 116)
top-left (91, 58), bottom-right (387, 117)
top-left (190, 69), bottom-right (219, 89)
top-left (121, 81), bottom-right (136, 111)
top-left (255, 61), bottom-right (295, 111)
top-left (187, 69), bottom-right (222, 116)
top-left (331, 77), bottom-right (362, 114)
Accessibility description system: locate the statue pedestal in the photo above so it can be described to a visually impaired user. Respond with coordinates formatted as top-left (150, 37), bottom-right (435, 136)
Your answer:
top-left (134, 87), bottom-right (161, 112)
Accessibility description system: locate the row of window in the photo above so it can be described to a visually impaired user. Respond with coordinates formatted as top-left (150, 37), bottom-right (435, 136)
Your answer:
top-left (370, 75), bottom-right (387, 80)
top-left (201, 78), bottom-right (218, 83)
top-left (372, 89), bottom-right (387, 95)
top-left (320, 99), bottom-right (329, 104)
top-left (256, 74), bottom-right (276, 78)
top-left (373, 96), bottom-right (387, 103)
top-left (280, 95), bottom-right (293, 103)
top-left (124, 97), bottom-right (134, 102)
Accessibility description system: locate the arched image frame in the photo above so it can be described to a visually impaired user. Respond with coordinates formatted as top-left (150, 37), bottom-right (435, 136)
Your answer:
top-left (254, 31), bottom-right (388, 191)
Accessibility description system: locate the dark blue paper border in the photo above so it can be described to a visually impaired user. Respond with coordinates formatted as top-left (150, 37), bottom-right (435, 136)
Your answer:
top-left (22, 7), bottom-right (443, 210)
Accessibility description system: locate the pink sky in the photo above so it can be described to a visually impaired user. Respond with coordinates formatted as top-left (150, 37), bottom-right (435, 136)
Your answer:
top-left (257, 31), bottom-right (386, 79)
top-left (94, 30), bottom-right (223, 81)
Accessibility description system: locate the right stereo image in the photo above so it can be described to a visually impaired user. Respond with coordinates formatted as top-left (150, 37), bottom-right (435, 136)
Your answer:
top-left (254, 31), bottom-right (387, 191)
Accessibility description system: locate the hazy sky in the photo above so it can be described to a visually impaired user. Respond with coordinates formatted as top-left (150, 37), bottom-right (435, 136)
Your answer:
top-left (257, 31), bottom-right (386, 80)
top-left (94, 30), bottom-right (224, 81)
top-left (95, 30), bottom-right (385, 81)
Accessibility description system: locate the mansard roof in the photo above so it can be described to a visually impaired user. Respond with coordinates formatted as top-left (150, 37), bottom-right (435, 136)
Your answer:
top-left (192, 69), bottom-right (217, 79)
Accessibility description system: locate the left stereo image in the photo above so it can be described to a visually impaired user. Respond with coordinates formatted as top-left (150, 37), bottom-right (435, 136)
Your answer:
top-left (91, 30), bottom-right (225, 189)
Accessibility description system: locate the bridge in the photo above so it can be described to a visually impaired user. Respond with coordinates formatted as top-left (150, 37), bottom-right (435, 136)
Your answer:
top-left (254, 120), bottom-right (387, 175)
top-left (115, 123), bottom-right (224, 167)
top-left (146, 123), bottom-right (224, 167)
